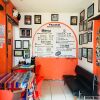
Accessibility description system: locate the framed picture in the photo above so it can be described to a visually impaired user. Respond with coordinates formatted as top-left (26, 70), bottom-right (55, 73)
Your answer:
top-left (14, 50), bottom-right (23, 57)
top-left (83, 48), bottom-right (88, 58)
top-left (98, 0), bottom-right (100, 12)
top-left (87, 21), bottom-right (93, 31)
top-left (80, 10), bottom-right (85, 22)
top-left (87, 3), bottom-right (94, 18)
top-left (78, 48), bottom-right (83, 60)
top-left (87, 48), bottom-right (93, 63)
top-left (79, 34), bottom-right (83, 45)
top-left (51, 14), bottom-right (59, 21)
top-left (70, 16), bottom-right (77, 25)
top-left (15, 40), bottom-right (22, 49)
top-left (24, 15), bottom-right (32, 25)
top-left (23, 50), bottom-right (30, 59)
top-left (83, 33), bottom-right (88, 44)
top-left (23, 40), bottom-right (29, 49)
top-left (26, 29), bottom-right (32, 37)
top-left (20, 28), bottom-right (32, 38)
top-left (88, 32), bottom-right (92, 42)
top-left (34, 15), bottom-right (41, 24)
top-left (79, 22), bottom-right (84, 32)
top-left (84, 20), bottom-right (87, 31)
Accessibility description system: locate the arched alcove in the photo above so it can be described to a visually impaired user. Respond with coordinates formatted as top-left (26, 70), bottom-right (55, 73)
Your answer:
top-left (32, 22), bottom-right (78, 79)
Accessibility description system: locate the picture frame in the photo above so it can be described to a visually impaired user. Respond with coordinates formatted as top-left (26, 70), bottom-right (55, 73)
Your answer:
top-left (34, 15), bottom-right (41, 24)
top-left (20, 28), bottom-right (32, 38)
top-left (87, 21), bottom-right (93, 31)
top-left (51, 14), bottom-right (59, 21)
top-left (15, 40), bottom-right (22, 49)
top-left (78, 48), bottom-right (83, 60)
top-left (70, 16), bottom-right (77, 25)
top-left (24, 15), bottom-right (32, 25)
top-left (80, 10), bottom-right (85, 22)
top-left (79, 22), bottom-right (84, 32)
top-left (98, 0), bottom-right (100, 12)
top-left (79, 34), bottom-right (83, 45)
top-left (83, 48), bottom-right (88, 58)
top-left (84, 20), bottom-right (87, 31)
top-left (88, 32), bottom-right (92, 42)
top-left (23, 40), bottom-right (29, 49)
top-left (87, 48), bottom-right (93, 63)
top-left (23, 50), bottom-right (30, 59)
top-left (83, 33), bottom-right (88, 44)
top-left (14, 50), bottom-right (23, 57)
top-left (87, 3), bottom-right (94, 19)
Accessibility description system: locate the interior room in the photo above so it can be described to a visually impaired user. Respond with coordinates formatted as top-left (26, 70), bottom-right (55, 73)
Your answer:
top-left (0, 0), bottom-right (100, 100)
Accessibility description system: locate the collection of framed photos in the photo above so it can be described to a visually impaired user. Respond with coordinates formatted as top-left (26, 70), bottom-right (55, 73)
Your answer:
top-left (78, 3), bottom-right (95, 63)
top-left (79, 32), bottom-right (92, 45)
top-left (20, 28), bottom-right (32, 38)
top-left (14, 40), bottom-right (30, 58)
top-left (79, 48), bottom-right (93, 63)
top-left (24, 14), bottom-right (60, 26)
top-left (79, 20), bottom-right (93, 32)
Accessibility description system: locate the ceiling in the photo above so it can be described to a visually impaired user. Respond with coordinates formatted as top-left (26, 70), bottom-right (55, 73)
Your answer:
top-left (11, 0), bottom-right (93, 13)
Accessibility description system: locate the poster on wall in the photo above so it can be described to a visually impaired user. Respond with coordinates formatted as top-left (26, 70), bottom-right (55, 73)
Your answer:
top-left (96, 27), bottom-right (100, 66)
top-left (0, 25), bottom-right (5, 48)
top-left (33, 22), bottom-right (77, 58)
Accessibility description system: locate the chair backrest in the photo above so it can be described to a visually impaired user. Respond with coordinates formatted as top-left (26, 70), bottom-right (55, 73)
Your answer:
top-left (75, 65), bottom-right (98, 95)
top-left (75, 65), bottom-right (94, 84)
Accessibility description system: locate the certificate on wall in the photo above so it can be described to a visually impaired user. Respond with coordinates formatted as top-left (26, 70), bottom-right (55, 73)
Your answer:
top-left (33, 22), bottom-right (77, 58)
top-left (15, 40), bottom-right (22, 49)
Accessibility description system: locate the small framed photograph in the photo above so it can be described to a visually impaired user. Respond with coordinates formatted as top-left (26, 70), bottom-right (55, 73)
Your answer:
top-left (83, 33), bottom-right (88, 44)
top-left (26, 29), bottom-right (32, 37)
top-left (80, 10), bottom-right (85, 22)
top-left (88, 32), bottom-right (92, 42)
top-left (70, 16), bottom-right (77, 25)
top-left (79, 22), bottom-right (84, 32)
top-left (78, 48), bottom-right (83, 60)
top-left (14, 50), bottom-right (23, 57)
top-left (51, 14), bottom-right (59, 21)
top-left (83, 48), bottom-right (88, 58)
top-left (23, 50), bottom-right (30, 59)
top-left (21, 29), bottom-right (26, 37)
top-left (34, 15), bottom-right (41, 24)
top-left (24, 15), bottom-right (32, 25)
top-left (84, 20), bottom-right (87, 31)
top-left (87, 21), bottom-right (93, 31)
top-left (98, 0), bottom-right (100, 12)
top-left (23, 40), bottom-right (29, 49)
top-left (79, 34), bottom-right (83, 45)
top-left (15, 40), bottom-right (22, 49)
top-left (87, 3), bottom-right (94, 18)
top-left (87, 48), bottom-right (93, 63)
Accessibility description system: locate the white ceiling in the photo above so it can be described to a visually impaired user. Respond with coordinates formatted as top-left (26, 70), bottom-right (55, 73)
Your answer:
top-left (11, 0), bottom-right (93, 13)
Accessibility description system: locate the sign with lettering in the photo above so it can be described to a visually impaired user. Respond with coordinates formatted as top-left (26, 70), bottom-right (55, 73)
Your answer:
top-left (33, 22), bottom-right (77, 58)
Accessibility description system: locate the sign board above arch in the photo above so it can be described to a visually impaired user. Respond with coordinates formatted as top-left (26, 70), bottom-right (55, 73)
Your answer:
top-left (33, 22), bottom-right (78, 58)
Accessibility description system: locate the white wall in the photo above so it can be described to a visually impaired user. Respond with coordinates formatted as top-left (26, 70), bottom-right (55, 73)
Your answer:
top-left (13, 12), bottom-right (79, 66)
top-left (78, 0), bottom-right (100, 73)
